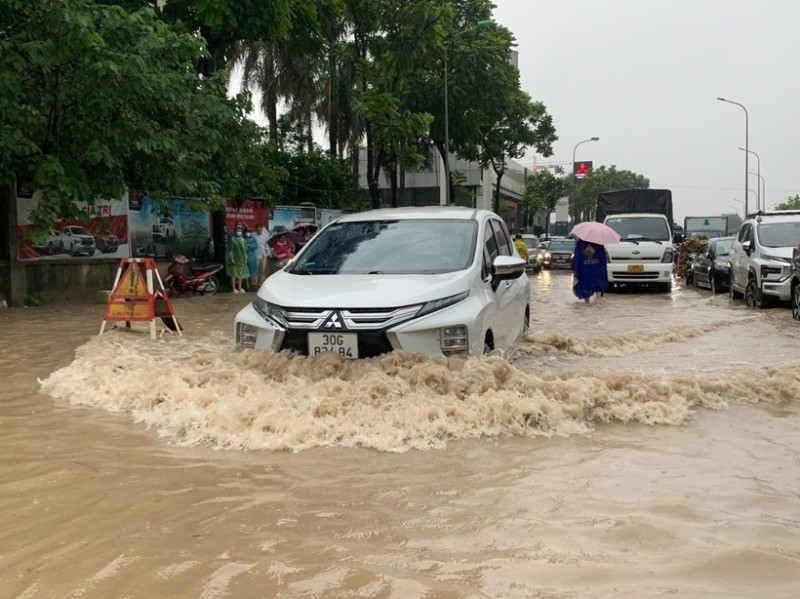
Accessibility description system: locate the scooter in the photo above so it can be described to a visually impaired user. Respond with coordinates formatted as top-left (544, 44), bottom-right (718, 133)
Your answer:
top-left (163, 253), bottom-right (223, 296)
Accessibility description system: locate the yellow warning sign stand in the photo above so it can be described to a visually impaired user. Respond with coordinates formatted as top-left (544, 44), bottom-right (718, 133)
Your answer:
top-left (99, 258), bottom-right (181, 339)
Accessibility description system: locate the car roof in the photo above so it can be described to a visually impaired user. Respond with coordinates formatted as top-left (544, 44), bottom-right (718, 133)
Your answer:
top-left (334, 206), bottom-right (481, 223)
top-left (748, 210), bottom-right (800, 222)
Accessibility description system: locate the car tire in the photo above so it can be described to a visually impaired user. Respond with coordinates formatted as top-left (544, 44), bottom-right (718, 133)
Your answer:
top-left (793, 284), bottom-right (800, 321)
top-left (745, 278), bottom-right (764, 309)
top-left (686, 269), bottom-right (693, 286)
top-left (709, 270), bottom-right (717, 294)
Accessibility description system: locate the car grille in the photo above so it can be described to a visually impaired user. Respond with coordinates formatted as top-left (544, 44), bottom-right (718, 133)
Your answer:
top-left (268, 305), bottom-right (421, 358)
top-left (609, 256), bottom-right (662, 261)
top-left (613, 271), bottom-right (661, 280)
top-left (277, 305), bottom-right (420, 330)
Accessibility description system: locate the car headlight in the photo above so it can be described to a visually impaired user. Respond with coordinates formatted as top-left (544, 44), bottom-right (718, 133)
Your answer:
top-left (417, 291), bottom-right (470, 318)
top-left (761, 263), bottom-right (789, 279)
top-left (661, 247), bottom-right (674, 263)
top-left (253, 296), bottom-right (288, 325)
top-left (544, 251), bottom-right (551, 259)
top-left (715, 260), bottom-right (730, 270)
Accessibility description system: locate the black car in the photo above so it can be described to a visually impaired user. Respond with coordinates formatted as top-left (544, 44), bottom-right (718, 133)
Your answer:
top-left (545, 238), bottom-right (577, 269)
top-left (690, 236), bottom-right (734, 294)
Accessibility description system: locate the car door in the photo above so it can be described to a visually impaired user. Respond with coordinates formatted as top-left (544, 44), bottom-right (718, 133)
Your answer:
top-left (730, 223), bottom-right (751, 290)
top-left (487, 218), bottom-right (525, 348)
top-left (694, 243), bottom-right (709, 286)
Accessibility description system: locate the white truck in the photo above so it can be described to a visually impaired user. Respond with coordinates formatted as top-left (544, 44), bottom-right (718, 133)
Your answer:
top-left (684, 216), bottom-right (729, 240)
top-left (596, 189), bottom-right (674, 293)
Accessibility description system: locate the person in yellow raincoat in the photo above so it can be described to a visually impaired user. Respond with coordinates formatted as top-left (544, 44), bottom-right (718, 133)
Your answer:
top-left (513, 233), bottom-right (529, 262)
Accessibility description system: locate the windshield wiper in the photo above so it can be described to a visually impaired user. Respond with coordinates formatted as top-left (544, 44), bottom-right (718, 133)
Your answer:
top-left (624, 237), bottom-right (663, 244)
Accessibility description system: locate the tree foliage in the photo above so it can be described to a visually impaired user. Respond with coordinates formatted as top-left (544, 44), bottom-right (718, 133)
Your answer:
top-left (525, 170), bottom-right (571, 235)
top-left (571, 165), bottom-right (650, 222)
top-left (774, 194), bottom-right (800, 210)
top-left (0, 0), bottom-right (280, 227)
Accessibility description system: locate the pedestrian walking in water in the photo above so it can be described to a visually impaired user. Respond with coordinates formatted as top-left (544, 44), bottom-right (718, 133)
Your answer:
top-left (571, 239), bottom-right (608, 303)
top-left (226, 225), bottom-right (249, 293)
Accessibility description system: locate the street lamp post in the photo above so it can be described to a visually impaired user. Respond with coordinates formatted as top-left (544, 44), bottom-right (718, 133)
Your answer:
top-left (749, 171), bottom-right (765, 211)
top-left (571, 137), bottom-right (599, 221)
top-left (739, 147), bottom-right (760, 211)
top-left (443, 20), bottom-right (494, 206)
top-left (718, 97), bottom-right (749, 215)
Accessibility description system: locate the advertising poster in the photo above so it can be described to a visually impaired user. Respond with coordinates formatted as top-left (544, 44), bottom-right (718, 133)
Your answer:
top-left (270, 205), bottom-right (317, 233)
top-left (16, 193), bottom-right (129, 261)
top-left (128, 191), bottom-right (212, 259)
top-left (225, 199), bottom-right (271, 233)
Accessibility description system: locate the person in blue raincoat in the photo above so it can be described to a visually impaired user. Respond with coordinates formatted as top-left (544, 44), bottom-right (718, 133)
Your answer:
top-left (244, 227), bottom-right (259, 290)
top-left (571, 239), bottom-right (608, 303)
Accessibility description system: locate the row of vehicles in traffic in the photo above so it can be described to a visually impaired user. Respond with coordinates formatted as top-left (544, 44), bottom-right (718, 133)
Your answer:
top-left (685, 209), bottom-right (800, 320)
top-left (31, 225), bottom-right (120, 256)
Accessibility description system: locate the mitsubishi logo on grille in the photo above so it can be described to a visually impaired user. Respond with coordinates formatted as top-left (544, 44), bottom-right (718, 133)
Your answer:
top-left (632, 250), bottom-right (641, 255)
top-left (322, 311), bottom-right (344, 329)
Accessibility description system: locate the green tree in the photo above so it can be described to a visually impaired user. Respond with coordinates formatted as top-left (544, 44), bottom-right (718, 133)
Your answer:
top-left (525, 170), bottom-right (571, 237)
top-left (408, 9), bottom-right (556, 211)
top-left (269, 146), bottom-right (367, 210)
top-left (721, 212), bottom-right (742, 234)
top-left (571, 165), bottom-right (650, 222)
top-left (0, 0), bottom-right (280, 228)
top-left (774, 194), bottom-right (800, 210)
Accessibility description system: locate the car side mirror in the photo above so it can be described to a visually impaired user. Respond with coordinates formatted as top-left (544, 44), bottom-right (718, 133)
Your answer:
top-left (742, 240), bottom-right (752, 254)
top-left (492, 255), bottom-right (525, 282)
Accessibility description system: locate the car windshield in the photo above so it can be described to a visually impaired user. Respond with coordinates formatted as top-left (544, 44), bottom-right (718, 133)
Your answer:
top-left (522, 238), bottom-right (538, 249)
top-left (757, 221), bottom-right (800, 248)
top-left (70, 226), bottom-right (91, 235)
top-left (548, 239), bottom-right (576, 252)
top-left (715, 239), bottom-right (733, 256)
top-left (288, 219), bottom-right (477, 275)
top-left (606, 216), bottom-right (671, 241)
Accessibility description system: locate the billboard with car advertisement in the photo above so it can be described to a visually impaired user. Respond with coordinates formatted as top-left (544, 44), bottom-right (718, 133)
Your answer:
top-left (128, 191), bottom-right (212, 260)
top-left (16, 191), bottom-right (213, 261)
top-left (16, 193), bottom-right (129, 261)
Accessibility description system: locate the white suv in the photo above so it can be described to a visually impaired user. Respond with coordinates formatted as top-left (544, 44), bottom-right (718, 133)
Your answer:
top-left (235, 206), bottom-right (530, 358)
top-left (729, 210), bottom-right (800, 307)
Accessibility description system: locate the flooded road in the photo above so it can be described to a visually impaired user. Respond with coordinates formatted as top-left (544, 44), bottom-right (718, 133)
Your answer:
top-left (1, 271), bottom-right (799, 598)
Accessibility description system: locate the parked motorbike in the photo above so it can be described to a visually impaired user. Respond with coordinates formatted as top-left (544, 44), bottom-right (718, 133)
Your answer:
top-left (163, 253), bottom-right (223, 296)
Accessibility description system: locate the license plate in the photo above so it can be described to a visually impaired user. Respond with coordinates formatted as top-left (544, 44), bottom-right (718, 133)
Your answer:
top-left (627, 264), bottom-right (644, 273)
top-left (308, 332), bottom-right (358, 359)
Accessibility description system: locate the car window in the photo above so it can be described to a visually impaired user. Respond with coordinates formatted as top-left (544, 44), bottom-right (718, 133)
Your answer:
top-left (715, 239), bottom-right (733, 255)
top-left (757, 221), bottom-right (800, 248)
top-left (489, 219), bottom-right (513, 256)
top-left (289, 219), bottom-right (478, 275)
top-left (522, 237), bottom-right (539, 250)
top-left (606, 216), bottom-right (671, 241)
top-left (548, 239), bottom-right (576, 252)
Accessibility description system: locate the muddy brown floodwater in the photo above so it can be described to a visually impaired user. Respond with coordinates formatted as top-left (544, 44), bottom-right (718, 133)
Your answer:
top-left (1, 271), bottom-right (799, 598)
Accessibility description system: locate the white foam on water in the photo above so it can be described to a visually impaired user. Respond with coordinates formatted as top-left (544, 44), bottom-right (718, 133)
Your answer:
top-left (39, 326), bottom-right (800, 453)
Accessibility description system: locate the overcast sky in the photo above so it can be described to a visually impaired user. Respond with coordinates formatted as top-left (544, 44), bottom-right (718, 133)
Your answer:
top-left (491, 0), bottom-right (800, 223)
